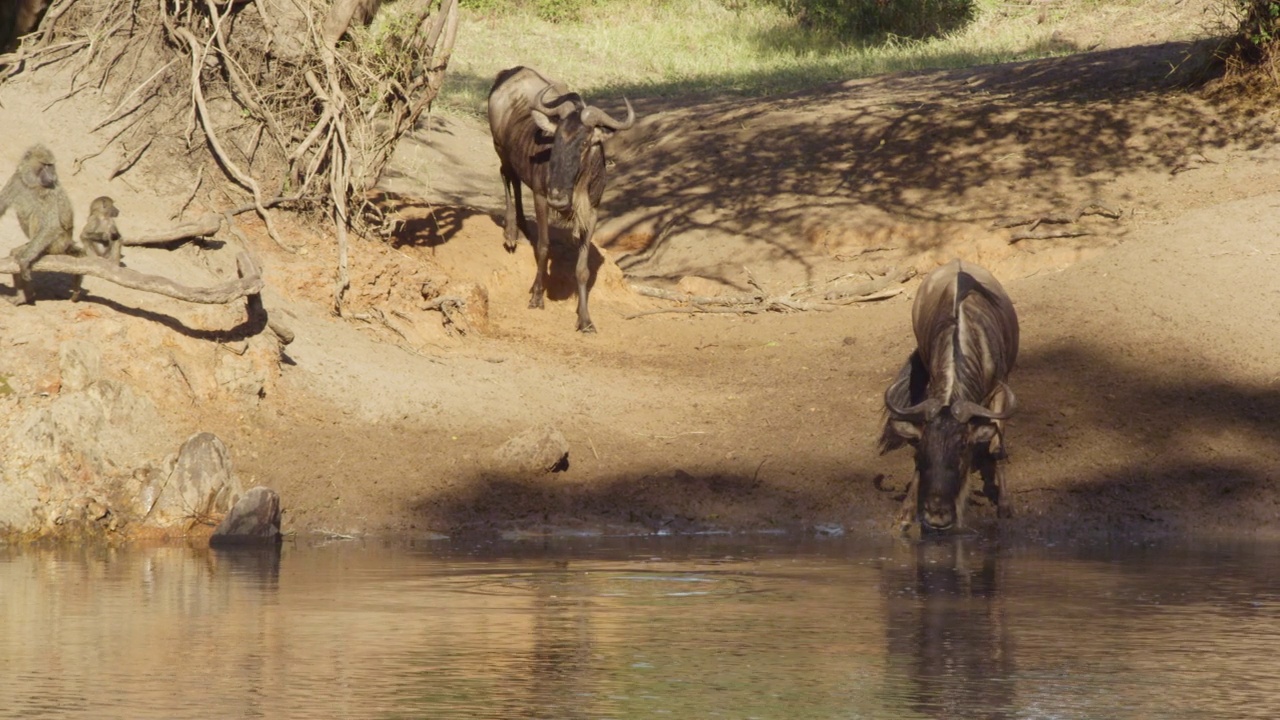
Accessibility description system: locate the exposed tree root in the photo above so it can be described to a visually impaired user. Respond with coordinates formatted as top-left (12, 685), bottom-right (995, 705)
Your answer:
top-left (4, 0), bottom-right (460, 314)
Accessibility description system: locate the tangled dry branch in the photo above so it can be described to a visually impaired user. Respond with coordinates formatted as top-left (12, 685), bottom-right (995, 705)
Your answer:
top-left (2, 0), bottom-right (459, 313)
top-left (626, 267), bottom-right (916, 319)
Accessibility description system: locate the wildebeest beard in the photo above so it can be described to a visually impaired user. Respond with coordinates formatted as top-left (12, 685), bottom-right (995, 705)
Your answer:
top-left (914, 410), bottom-right (972, 531)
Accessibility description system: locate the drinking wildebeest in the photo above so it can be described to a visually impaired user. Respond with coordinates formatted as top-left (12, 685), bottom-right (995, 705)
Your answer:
top-left (487, 66), bottom-right (635, 333)
top-left (879, 259), bottom-right (1019, 532)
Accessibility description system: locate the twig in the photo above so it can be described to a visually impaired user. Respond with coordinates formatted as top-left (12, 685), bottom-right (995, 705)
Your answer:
top-left (110, 137), bottom-right (153, 179)
top-left (1009, 228), bottom-right (1090, 243)
top-left (994, 203), bottom-right (1122, 229)
top-left (627, 265), bottom-right (910, 319)
top-left (823, 267), bottom-right (916, 301)
top-left (625, 306), bottom-right (766, 319)
top-left (172, 166), bottom-right (204, 221)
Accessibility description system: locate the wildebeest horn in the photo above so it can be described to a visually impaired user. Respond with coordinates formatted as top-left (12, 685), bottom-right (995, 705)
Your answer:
top-left (536, 85), bottom-right (580, 119)
top-left (884, 374), bottom-right (944, 422)
top-left (950, 382), bottom-right (1019, 423)
top-left (580, 97), bottom-right (636, 131)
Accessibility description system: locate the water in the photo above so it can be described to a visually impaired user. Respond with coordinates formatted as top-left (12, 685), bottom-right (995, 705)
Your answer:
top-left (1, 535), bottom-right (1278, 719)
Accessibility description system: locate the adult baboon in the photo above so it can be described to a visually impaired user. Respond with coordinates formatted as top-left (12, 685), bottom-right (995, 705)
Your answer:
top-left (81, 195), bottom-right (122, 266)
top-left (0, 144), bottom-right (83, 304)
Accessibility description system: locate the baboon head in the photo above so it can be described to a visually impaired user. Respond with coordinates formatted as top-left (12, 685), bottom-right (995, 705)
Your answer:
top-left (89, 195), bottom-right (119, 219)
top-left (20, 144), bottom-right (58, 190)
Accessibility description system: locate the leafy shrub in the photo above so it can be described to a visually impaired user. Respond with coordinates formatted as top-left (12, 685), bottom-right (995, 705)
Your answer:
top-left (1229, 0), bottom-right (1280, 64)
top-left (767, 0), bottom-right (976, 41)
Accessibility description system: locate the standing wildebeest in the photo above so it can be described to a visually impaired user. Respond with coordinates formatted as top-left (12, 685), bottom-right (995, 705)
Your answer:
top-left (880, 259), bottom-right (1019, 533)
top-left (487, 66), bottom-right (635, 333)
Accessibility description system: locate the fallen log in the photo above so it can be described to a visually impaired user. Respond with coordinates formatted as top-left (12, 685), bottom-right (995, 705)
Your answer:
top-left (0, 253), bottom-right (262, 304)
top-left (125, 196), bottom-right (311, 247)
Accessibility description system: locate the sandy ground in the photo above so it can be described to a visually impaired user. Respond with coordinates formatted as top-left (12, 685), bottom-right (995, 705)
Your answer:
top-left (2, 11), bottom-right (1280, 542)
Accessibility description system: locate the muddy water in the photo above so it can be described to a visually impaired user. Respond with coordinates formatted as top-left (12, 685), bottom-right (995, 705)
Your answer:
top-left (1, 536), bottom-right (1278, 719)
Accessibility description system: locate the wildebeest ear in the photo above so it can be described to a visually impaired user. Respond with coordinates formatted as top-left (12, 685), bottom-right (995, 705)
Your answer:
top-left (969, 422), bottom-right (998, 445)
top-left (531, 110), bottom-right (558, 136)
top-left (888, 419), bottom-right (922, 443)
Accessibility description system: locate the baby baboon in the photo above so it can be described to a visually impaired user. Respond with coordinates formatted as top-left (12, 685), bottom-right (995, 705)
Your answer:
top-left (0, 144), bottom-right (83, 304)
top-left (81, 195), bottom-right (122, 266)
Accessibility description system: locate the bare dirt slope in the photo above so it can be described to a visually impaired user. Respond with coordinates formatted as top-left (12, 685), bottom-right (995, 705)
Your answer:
top-left (3, 24), bottom-right (1280, 541)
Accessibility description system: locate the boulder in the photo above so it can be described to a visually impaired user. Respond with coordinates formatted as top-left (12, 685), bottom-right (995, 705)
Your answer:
top-left (211, 486), bottom-right (282, 546)
top-left (493, 425), bottom-right (570, 474)
top-left (143, 432), bottom-right (243, 527)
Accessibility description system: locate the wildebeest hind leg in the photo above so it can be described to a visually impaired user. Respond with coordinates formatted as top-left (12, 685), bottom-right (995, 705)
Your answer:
top-left (528, 193), bottom-right (550, 309)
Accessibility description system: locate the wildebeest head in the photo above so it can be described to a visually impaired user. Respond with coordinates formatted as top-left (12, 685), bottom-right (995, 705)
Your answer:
top-left (531, 86), bottom-right (634, 211)
top-left (884, 375), bottom-right (1017, 531)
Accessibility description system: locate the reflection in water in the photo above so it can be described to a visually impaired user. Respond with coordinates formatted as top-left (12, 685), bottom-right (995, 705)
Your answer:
top-left (883, 540), bottom-right (1014, 719)
top-left (1, 537), bottom-right (1279, 719)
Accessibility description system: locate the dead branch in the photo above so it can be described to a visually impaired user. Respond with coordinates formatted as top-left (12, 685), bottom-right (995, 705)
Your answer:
top-left (630, 284), bottom-right (762, 306)
top-left (0, 253), bottom-right (262, 304)
top-left (823, 267), bottom-right (917, 301)
top-left (130, 195), bottom-right (309, 246)
top-left (994, 204), bottom-right (1123, 229)
top-left (237, 253), bottom-right (295, 345)
top-left (626, 265), bottom-right (910, 320)
top-left (422, 295), bottom-right (469, 335)
top-left (1009, 228), bottom-right (1090, 243)
top-left (126, 214), bottom-right (223, 246)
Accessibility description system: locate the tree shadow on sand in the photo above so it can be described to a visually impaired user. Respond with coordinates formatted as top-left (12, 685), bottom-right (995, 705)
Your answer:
top-left (366, 190), bottom-right (488, 249)
top-left (596, 41), bottom-right (1261, 286)
top-left (404, 332), bottom-right (1280, 539)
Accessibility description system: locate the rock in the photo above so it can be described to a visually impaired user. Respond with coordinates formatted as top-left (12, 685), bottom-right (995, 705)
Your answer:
top-left (0, 377), bottom-right (165, 535)
top-left (144, 432), bottom-right (243, 527)
top-left (58, 340), bottom-right (101, 393)
top-left (493, 425), bottom-right (570, 474)
top-left (211, 486), bottom-right (282, 546)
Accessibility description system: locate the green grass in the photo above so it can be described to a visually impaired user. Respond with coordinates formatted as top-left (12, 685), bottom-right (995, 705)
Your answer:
top-left (431, 0), bottom-right (1213, 115)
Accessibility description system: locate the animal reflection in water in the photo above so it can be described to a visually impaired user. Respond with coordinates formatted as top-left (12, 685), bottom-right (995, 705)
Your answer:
top-left (883, 540), bottom-right (1015, 720)
top-left (880, 259), bottom-right (1020, 533)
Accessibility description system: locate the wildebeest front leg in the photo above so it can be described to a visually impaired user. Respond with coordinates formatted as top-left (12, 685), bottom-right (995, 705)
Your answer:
top-left (500, 165), bottom-right (524, 252)
top-left (529, 192), bottom-right (551, 309)
top-left (975, 443), bottom-right (1012, 519)
top-left (895, 471), bottom-right (919, 533)
top-left (574, 216), bottom-right (596, 333)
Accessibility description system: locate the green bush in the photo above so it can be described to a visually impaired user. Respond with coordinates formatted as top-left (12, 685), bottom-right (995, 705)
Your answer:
top-left (1231, 0), bottom-right (1280, 63)
top-left (767, 0), bottom-right (975, 41)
